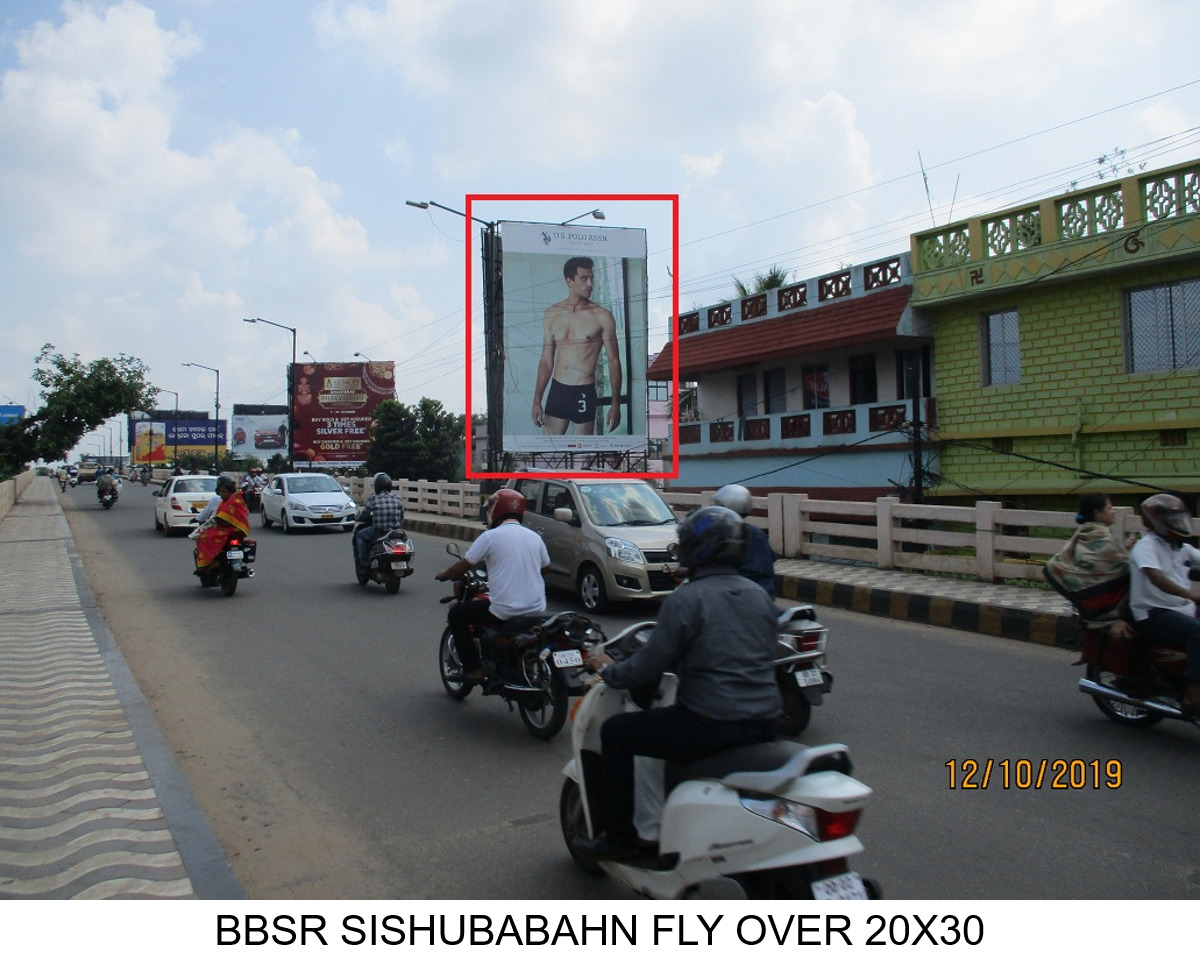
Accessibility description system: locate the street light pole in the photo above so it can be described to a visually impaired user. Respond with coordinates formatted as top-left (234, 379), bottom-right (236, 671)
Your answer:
top-left (406, 199), bottom-right (504, 475)
top-left (182, 362), bottom-right (220, 472)
top-left (159, 389), bottom-right (179, 467)
top-left (244, 318), bottom-right (298, 471)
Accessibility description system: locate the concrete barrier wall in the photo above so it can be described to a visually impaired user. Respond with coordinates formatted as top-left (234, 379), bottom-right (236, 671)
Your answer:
top-left (0, 469), bottom-right (37, 523)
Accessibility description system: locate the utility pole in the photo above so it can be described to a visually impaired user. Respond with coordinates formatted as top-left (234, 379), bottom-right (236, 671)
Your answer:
top-left (907, 356), bottom-right (924, 504)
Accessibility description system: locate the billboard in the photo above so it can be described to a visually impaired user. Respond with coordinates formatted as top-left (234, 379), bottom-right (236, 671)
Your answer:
top-left (291, 361), bottom-right (396, 468)
top-left (130, 419), bottom-right (227, 465)
top-left (230, 404), bottom-right (289, 461)
top-left (497, 221), bottom-right (649, 456)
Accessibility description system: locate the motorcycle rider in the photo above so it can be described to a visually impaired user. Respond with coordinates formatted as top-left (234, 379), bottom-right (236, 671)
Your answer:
top-left (96, 467), bottom-right (118, 504)
top-left (713, 483), bottom-right (776, 596)
top-left (435, 488), bottom-right (550, 684)
top-left (355, 472), bottom-right (405, 569)
top-left (579, 505), bottom-right (781, 862)
top-left (1129, 493), bottom-right (1200, 713)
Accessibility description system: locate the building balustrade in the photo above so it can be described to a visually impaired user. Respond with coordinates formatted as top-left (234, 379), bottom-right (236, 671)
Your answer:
top-left (675, 398), bottom-right (924, 455)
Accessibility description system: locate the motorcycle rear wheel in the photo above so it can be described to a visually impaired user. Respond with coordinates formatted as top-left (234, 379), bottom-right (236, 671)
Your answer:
top-left (438, 626), bottom-right (472, 700)
top-left (559, 779), bottom-right (604, 876)
top-left (219, 569), bottom-right (238, 597)
top-left (1086, 663), bottom-right (1162, 727)
top-left (518, 656), bottom-right (569, 740)
top-left (385, 578), bottom-right (401, 594)
top-left (777, 674), bottom-right (812, 736)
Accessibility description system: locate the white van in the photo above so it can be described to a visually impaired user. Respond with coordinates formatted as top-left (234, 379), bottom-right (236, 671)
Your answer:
top-left (505, 476), bottom-right (679, 613)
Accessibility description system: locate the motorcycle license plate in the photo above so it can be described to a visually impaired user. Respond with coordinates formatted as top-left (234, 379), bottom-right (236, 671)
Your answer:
top-left (391, 561), bottom-right (408, 571)
top-left (226, 550), bottom-right (244, 561)
top-left (552, 650), bottom-right (583, 668)
top-left (795, 667), bottom-right (824, 687)
top-left (812, 871), bottom-right (868, 900)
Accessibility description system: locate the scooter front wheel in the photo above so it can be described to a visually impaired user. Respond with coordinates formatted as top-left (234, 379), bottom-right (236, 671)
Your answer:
top-left (559, 779), bottom-right (604, 876)
top-left (438, 626), bottom-right (472, 700)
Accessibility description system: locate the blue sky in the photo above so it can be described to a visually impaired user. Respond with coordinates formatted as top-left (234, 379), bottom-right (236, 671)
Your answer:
top-left (1, 1), bottom-right (1198, 458)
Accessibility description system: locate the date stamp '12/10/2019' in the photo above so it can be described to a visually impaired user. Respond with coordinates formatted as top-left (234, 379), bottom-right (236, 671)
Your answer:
top-left (946, 758), bottom-right (1122, 790)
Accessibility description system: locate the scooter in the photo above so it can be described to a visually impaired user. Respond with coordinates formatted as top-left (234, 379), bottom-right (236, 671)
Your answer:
top-left (438, 542), bottom-right (606, 740)
top-left (775, 605), bottom-right (833, 735)
top-left (559, 621), bottom-right (879, 900)
top-left (352, 521), bottom-right (415, 594)
top-left (194, 534), bottom-right (257, 597)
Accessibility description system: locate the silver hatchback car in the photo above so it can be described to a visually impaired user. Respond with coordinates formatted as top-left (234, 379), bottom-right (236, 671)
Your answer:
top-left (506, 477), bottom-right (679, 613)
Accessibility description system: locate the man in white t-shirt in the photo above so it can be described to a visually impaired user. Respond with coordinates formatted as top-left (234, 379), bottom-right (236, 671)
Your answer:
top-left (1129, 494), bottom-right (1200, 713)
top-left (436, 488), bottom-right (550, 684)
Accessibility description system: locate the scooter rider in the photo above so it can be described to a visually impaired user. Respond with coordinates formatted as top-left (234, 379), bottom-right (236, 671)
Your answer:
top-left (713, 483), bottom-right (776, 596)
top-left (579, 505), bottom-right (781, 862)
top-left (1129, 493), bottom-right (1200, 713)
top-left (355, 472), bottom-right (405, 569)
top-left (435, 489), bottom-right (549, 684)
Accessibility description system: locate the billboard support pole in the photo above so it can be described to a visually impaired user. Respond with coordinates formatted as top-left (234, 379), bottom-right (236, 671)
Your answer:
top-left (482, 222), bottom-right (503, 479)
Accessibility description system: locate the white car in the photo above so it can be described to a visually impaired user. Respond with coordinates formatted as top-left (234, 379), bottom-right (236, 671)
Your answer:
top-left (154, 475), bottom-right (219, 536)
top-left (260, 473), bottom-right (357, 533)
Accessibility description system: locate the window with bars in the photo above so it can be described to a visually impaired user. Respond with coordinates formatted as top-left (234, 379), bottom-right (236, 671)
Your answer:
top-left (982, 310), bottom-right (1021, 385)
top-left (1126, 278), bottom-right (1200, 374)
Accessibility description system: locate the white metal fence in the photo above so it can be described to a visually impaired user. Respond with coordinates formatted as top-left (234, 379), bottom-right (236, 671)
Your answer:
top-left (337, 477), bottom-right (1193, 585)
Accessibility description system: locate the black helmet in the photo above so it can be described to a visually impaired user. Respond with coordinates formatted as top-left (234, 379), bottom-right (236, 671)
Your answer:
top-left (373, 472), bottom-right (393, 494)
top-left (677, 505), bottom-right (745, 569)
top-left (1140, 493), bottom-right (1194, 544)
top-left (713, 483), bottom-right (753, 517)
top-left (216, 475), bottom-right (237, 494)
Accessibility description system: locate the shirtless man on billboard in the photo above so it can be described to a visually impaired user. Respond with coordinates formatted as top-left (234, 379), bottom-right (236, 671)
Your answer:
top-left (531, 257), bottom-right (622, 436)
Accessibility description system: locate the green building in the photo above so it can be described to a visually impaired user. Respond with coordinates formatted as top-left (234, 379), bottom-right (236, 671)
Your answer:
top-left (910, 158), bottom-right (1200, 507)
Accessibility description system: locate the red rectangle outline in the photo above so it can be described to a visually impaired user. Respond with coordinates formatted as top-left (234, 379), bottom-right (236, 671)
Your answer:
top-left (464, 193), bottom-right (679, 483)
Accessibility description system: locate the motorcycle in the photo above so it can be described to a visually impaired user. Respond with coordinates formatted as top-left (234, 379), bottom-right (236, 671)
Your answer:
top-left (438, 542), bottom-right (606, 739)
top-left (98, 485), bottom-right (119, 509)
top-left (559, 621), bottom-right (879, 900)
top-left (242, 484), bottom-right (261, 513)
top-left (673, 562), bottom-right (833, 736)
top-left (195, 533), bottom-right (257, 597)
top-left (140, 469), bottom-right (151, 486)
top-left (352, 519), bottom-right (414, 594)
top-left (1045, 569), bottom-right (1200, 729)
top-left (775, 605), bottom-right (833, 735)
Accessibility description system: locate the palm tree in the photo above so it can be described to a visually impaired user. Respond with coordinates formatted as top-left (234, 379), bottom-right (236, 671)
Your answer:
top-left (731, 264), bottom-right (792, 299)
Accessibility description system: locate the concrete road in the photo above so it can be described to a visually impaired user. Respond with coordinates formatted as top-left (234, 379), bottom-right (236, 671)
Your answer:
top-left (62, 482), bottom-right (1200, 899)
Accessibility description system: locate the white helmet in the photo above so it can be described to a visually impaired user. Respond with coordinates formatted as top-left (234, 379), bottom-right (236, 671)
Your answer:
top-left (713, 483), bottom-right (753, 517)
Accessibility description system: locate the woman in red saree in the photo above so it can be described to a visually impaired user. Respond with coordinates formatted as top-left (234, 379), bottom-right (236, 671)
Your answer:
top-left (195, 476), bottom-right (250, 571)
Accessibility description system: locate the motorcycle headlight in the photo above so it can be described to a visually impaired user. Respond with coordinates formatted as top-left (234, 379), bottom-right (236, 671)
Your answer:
top-left (604, 537), bottom-right (644, 565)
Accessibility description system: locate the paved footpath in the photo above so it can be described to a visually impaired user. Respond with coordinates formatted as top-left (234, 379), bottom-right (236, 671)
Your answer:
top-left (0, 478), bottom-right (242, 899)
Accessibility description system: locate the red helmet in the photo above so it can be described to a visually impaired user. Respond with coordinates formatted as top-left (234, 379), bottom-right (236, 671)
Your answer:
top-left (488, 488), bottom-right (526, 528)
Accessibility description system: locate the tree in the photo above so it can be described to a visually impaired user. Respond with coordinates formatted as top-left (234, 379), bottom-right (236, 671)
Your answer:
top-left (367, 397), bottom-right (465, 482)
top-left (0, 345), bottom-right (156, 477)
top-left (731, 264), bottom-right (792, 298)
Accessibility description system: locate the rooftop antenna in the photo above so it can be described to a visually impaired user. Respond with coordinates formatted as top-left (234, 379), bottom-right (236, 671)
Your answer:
top-left (918, 150), bottom-right (937, 225)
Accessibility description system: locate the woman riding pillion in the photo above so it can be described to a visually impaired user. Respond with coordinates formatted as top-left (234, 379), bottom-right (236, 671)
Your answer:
top-left (193, 475), bottom-right (250, 574)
